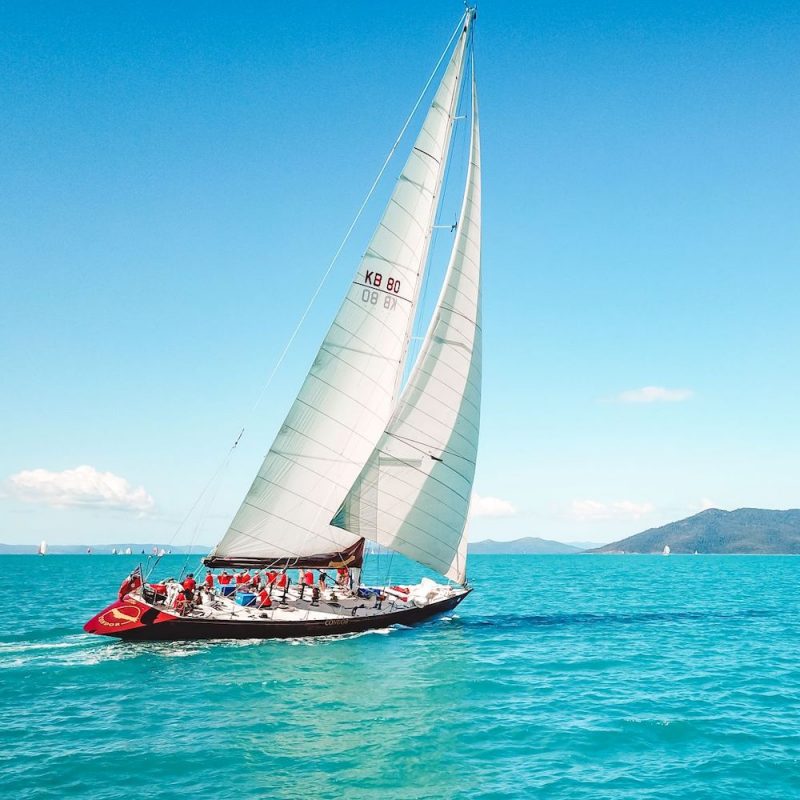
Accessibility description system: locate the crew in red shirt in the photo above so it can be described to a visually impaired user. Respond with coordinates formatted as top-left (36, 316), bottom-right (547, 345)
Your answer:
top-left (303, 570), bottom-right (314, 586)
top-left (257, 588), bottom-right (272, 608)
top-left (276, 570), bottom-right (288, 589)
top-left (252, 571), bottom-right (261, 589)
top-left (182, 573), bottom-right (196, 604)
top-left (174, 591), bottom-right (186, 615)
top-left (337, 566), bottom-right (350, 587)
top-left (204, 571), bottom-right (214, 589)
top-left (218, 571), bottom-right (232, 585)
top-left (267, 570), bottom-right (277, 586)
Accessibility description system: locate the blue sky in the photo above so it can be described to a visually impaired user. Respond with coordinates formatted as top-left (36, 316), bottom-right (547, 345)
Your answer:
top-left (2, 0), bottom-right (798, 546)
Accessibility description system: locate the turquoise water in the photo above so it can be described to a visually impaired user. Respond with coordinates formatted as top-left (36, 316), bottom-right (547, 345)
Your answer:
top-left (2, 554), bottom-right (800, 799)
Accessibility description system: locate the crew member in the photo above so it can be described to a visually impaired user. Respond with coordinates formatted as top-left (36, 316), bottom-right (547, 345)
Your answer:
top-left (257, 587), bottom-right (272, 609)
top-left (204, 570), bottom-right (214, 590)
top-left (182, 573), bottom-right (196, 603)
top-left (218, 571), bottom-right (232, 586)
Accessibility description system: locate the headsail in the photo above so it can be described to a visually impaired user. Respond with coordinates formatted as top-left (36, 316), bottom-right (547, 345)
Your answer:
top-left (206, 17), bottom-right (472, 569)
top-left (332, 67), bottom-right (482, 585)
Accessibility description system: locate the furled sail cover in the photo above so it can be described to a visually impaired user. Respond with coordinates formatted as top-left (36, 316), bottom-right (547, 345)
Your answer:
top-left (206, 24), bottom-right (470, 568)
top-left (332, 75), bottom-right (482, 585)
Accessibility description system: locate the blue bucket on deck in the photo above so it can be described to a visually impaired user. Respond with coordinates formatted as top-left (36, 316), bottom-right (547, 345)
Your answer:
top-left (220, 584), bottom-right (236, 597)
top-left (237, 592), bottom-right (256, 607)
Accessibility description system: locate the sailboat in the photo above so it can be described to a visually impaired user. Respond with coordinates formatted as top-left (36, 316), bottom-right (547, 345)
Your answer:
top-left (38, 540), bottom-right (47, 556)
top-left (85, 8), bottom-right (481, 641)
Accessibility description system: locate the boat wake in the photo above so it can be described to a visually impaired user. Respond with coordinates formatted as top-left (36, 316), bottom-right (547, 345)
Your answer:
top-left (448, 608), bottom-right (771, 631)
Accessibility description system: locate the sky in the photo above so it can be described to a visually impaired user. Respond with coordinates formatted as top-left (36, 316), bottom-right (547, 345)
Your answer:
top-left (2, 0), bottom-right (799, 547)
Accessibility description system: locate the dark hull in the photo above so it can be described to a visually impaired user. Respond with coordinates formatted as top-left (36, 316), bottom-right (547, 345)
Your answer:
top-left (105, 590), bottom-right (469, 641)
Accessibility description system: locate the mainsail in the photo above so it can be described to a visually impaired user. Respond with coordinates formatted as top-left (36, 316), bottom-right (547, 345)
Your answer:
top-left (206, 16), bottom-right (473, 569)
top-left (331, 69), bottom-right (482, 584)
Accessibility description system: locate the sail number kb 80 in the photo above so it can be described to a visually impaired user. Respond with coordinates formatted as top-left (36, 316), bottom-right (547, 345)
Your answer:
top-left (360, 270), bottom-right (401, 310)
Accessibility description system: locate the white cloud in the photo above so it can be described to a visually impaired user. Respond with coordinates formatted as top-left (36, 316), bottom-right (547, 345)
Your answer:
top-left (570, 499), bottom-right (654, 521)
top-left (616, 386), bottom-right (693, 404)
top-left (8, 465), bottom-right (155, 513)
top-left (470, 492), bottom-right (516, 518)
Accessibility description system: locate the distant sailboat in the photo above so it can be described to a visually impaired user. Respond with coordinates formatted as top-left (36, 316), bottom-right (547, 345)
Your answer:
top-left (38, 540), bottom-right (47, 556)
top-left (85, 8), bottom-right (482, 641)
top-left (125, 547), bottom-right (132, 555)
top-left (663, 545), bottom-right (671, 556)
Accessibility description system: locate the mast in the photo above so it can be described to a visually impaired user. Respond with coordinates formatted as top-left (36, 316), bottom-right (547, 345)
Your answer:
top-left (332, 45), bottom-right (483, 585)
top-left (206, 16), bottom-right (472, 570)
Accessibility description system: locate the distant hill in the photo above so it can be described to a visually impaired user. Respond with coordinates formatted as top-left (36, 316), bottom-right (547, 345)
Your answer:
top-left (469, 536), bottom-right (582, 554)
top-left (592, 508), bottom-right (800, 554)
top-left (0, 543), bottom-right (210, 555)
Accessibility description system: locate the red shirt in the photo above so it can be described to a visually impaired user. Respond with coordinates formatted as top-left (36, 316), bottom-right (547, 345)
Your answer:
top-left (218, 574), bottom-right (232, 585)
top-left (276, 573), bottom-right (288, 588)
top-left (252, 573), bottom-right (261, 588)
top-left (303, 571), bottom-right (314, 585)
top-left (204, 574), bottom-right (214, 588)
top-left (267, 571), bottom-right (277, 585)
top-left (182, 577), bottom-right (196, 591)
top-left (258, 589), bottom-right (272, 608)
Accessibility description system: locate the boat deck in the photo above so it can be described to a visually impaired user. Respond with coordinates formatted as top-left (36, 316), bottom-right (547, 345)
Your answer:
top-left (147, 584), bottom-right (445, 624)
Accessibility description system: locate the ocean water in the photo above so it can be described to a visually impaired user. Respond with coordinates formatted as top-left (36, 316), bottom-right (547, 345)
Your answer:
top-left (2, 553), bottom-right (800, 799)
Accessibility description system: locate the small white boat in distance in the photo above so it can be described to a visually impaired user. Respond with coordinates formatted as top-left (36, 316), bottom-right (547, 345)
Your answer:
top-left (663, 545), bottom-right (671, 556)
top-left (38, 540), bottom-right (47, 556)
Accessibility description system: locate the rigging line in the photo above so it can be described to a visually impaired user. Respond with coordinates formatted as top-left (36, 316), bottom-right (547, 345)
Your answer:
top-left (180, 450), bottom-right (228, 580)
top-left (244, 11), bottom-right (468, 424)
top-left (147, 441), bottom-right (238, 580)
top-left (160, 18), bottom-right (468, 577)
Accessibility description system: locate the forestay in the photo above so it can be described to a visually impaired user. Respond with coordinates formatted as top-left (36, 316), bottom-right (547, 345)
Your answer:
top-left (206, 19), bottom-right (471, 568)
top-left (332, 71), bottom-right (482, 585)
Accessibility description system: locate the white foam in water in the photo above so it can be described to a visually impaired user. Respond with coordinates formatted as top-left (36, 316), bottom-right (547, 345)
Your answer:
top-left (0, 640), bottom-right (79, 654)
top-left (282, 627), bottom-right (396, 646)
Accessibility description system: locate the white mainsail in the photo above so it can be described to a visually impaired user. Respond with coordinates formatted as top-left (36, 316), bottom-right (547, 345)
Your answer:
top-left (207, 17), bottom-right (472, 567)
top-left (332, 70), bottom-right (482, 584)
top-left (38, 540), bottom-right (47, 556)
